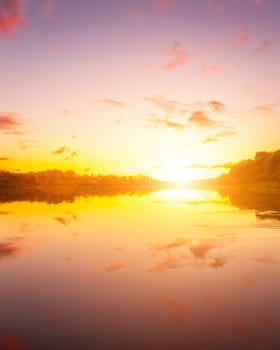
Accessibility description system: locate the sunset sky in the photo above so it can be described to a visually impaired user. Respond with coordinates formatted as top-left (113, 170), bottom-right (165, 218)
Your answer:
top-left (0, 0), bottom-right (279, 181)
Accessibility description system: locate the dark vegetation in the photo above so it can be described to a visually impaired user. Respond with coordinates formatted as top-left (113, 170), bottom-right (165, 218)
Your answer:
top-left (0, 170), bottom-right (167, 203)
top-left (218, 149), bottom-right (280, 185)
top-left (193, 149), bottom-right (280, 212)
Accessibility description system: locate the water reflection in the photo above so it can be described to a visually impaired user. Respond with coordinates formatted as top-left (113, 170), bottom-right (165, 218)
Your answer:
top-left (0, 189), bottom-right (279, 349)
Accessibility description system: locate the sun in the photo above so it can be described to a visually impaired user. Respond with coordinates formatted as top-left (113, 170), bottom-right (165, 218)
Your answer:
top-left (151, 166), bottom-right (207, 185)
top-left (151, 166), bottom-right (194, 186)
top-left (156, 168), bottom-right (190, 185)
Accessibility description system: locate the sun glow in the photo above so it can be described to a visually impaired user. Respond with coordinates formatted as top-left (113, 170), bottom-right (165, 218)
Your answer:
top-left (151, 166), bottom-right (211, 185)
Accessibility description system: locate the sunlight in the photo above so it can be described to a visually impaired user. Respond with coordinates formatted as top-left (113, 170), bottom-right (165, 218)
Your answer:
top-left (152, 166), bottom-right (210, 185)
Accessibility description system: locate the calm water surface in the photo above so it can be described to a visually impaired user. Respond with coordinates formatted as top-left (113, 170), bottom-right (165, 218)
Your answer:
top-left (0, 189), bottom-right (279, 349)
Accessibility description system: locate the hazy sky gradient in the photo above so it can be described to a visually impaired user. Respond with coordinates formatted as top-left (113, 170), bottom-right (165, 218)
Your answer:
top-left (0, 0), bottom-right (279, 179)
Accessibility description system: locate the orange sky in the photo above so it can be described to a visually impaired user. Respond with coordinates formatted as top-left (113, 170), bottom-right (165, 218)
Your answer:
top-left (0, 0), bottom-right (279, 181)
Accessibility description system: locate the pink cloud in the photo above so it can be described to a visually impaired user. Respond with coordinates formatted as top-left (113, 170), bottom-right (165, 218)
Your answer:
top-left (155, 0), bottom-right (175, 10)
top-left (189, 111), bottom-right (223, 129)
top-left (254, 39), bottom-right (274, 56)
top-left (148, 118), bottom-right (186, 130)
top-left (208, 100), bottom-right (225, 112)
top-left (236, 35), bottom-right (249, 48)
top-left (164, 42), bottom-right (188, 70)
top-left (0, 0), bottom-right (24, 38)
top-left (0, 113), bottom-right (20, 130)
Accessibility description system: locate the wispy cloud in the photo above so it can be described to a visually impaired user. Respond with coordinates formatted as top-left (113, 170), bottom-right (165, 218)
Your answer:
top-left (208, 100), bottom-right (226, 112)
top-left (0, 113), bottom-right (21, 130)
top-left (186, 162), bottom-right (233, 169)
top-left (53, 146), bottom-right (78, 160)
top-left (231, 25), bottom-right (250, 49)
top-left (54, 213), bottom-right (78, 226)
top-left (100, 262), bottom-right (127, 272)
top-left (53, 146), bottom-right (70, 155)
top-left (149, 238), bottom-right (187, 255)
top-left (254, 39), bottom-right (274, 56)
top-left (99, 98), bottom-right (125, 107)
top-left (189, 111), bottom-right (223, 129)
top-left (164, 42), bottom-right (188, 70)
top-left (148, 118), bottom-right (186, 130)
top-left (255, 253), bottom-right (278, 264)
top-left (235, 35), bottom-right (249, 48)
top-left (0, 157), bottom-right (11, 161)
top-left (145, 96), bottom-right (182, 114)
top-left (202, 129), bottom-right (236, 143)
top-left (0, 0), bottom-right (24, 38)
top-left (54, 216), bottom-right (71, 226)
top-left (252, 104), bottom-right (275, 114)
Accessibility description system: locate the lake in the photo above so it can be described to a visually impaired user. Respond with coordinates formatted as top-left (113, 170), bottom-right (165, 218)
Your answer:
top-left (0, 188), bottom-right (279, 349)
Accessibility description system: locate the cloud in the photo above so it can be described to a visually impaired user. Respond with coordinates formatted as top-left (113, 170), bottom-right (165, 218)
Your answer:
top-left (4, 130), bottom-right (25, 136)
top-left (149, 238), bottom-right (187, 254)
top-left (0, 113), bottom-right (21, 130)
top-left (155, 0), bottom-right (175, 9)
top-left (255, 253), bottom-right (278, 264)
top-left (200, 63), bottom-right (223, 75)
top-left (186, 162), bottom-right (233, 169)
top-left (0, 211), bottom-right (11, 214)
top-left (148, 118), bottom-right (186, 130)
top-left (100, 262), bottom-right (127, 272)
top-left (17, 138), bottom-right (38, 151)
top-left (0, 0), bottom-right (24, 38)
top-left (208, 100), bottom-right (226, 112)
top-left (99, 99), bottom-right (125, 107)
top-left (65, 150), bottom-right (78, 161)
top-left (164, 42), bottom-right (188, 70)
top-left (54, 213), bottom-right (78, 226)
top-left (252, 104), bottom-right (275, 114)
top-left (231, 25), bottom-right (250, 49)
top-left (254, 39), bottom-right (274, 56)
top-left (189, 111), bottom-right (223, 129)
top-left (54, 216), bottom-right (71, 226)
top-left (53, 146), bottom-right (70, 155)
top-left (145, 96), bottom-right (182, 114)
top-left (0, 157), bottom-right (11, 161)
top-left (202, 129), bottom-right (236, 143)
top-left (53, 146), bottom-right (78, 160)
top-left (236, 35), bottom-right (249, 48)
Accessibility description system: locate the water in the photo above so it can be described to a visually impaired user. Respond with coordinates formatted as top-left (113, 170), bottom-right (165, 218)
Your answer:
top-left (0, 189), bottom-right (279, 349)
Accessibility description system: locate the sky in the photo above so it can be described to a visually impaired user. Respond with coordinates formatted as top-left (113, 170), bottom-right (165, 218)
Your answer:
top-left (0, 0), bottom-right (279, 181)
